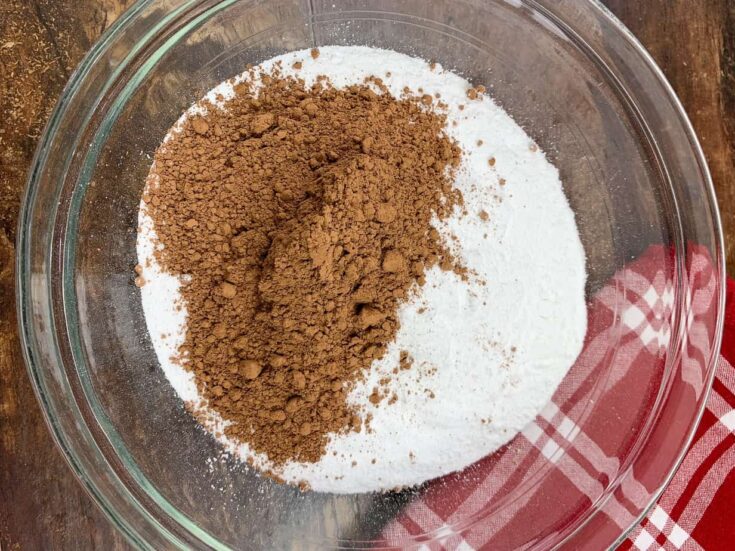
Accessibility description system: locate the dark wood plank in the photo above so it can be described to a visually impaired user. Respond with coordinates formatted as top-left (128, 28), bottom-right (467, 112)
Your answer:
top-left (0, 2), bottom-right (135, 549)
top-left (0, 1), bottom-right (732, 549)
top-left (604, 0), bottom-right (735, 273)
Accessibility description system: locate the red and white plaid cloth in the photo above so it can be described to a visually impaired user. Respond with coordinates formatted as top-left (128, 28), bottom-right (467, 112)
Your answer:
top-left (379, 246), bottom-right (733, 550)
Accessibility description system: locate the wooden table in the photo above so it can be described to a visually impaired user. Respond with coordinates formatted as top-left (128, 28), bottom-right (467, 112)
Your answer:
top-left (0, 1), bottom-right (733, 548)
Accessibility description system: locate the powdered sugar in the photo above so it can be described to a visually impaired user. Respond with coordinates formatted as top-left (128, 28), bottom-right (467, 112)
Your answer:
top-left (138, 46), bottom-right (587, 493)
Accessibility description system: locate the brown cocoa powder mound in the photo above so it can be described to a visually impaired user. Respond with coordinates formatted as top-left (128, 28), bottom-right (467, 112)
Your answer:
top-left (144, 71), bottom-right (462, 466)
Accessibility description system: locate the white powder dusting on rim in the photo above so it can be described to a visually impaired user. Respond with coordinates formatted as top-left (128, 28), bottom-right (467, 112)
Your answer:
top-left (137, 46), bottom-right (588, 493)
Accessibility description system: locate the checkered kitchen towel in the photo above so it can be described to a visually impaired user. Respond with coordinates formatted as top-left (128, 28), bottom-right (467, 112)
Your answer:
top-left (380, 245), bottom-right (733, 550)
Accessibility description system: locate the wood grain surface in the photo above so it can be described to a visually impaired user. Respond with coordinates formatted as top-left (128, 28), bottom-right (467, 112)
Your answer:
top-left (0, 1), bottom-right (733, 549)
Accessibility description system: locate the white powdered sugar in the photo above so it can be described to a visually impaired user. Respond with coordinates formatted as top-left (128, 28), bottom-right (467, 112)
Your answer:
top-left (138, 46), bottom-right (587, 493)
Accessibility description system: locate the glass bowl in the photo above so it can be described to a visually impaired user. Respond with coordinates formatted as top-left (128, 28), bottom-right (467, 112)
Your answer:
top-left (17, 0), bottom-right (726, 549)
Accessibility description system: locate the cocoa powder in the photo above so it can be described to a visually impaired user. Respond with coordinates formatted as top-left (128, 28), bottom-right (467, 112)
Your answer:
top-left (143, 69), bottom-right (462, 466)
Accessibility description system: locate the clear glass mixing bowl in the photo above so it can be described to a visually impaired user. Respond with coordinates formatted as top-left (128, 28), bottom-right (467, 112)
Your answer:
top-left (18, 0), bottom-right (726, 549)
